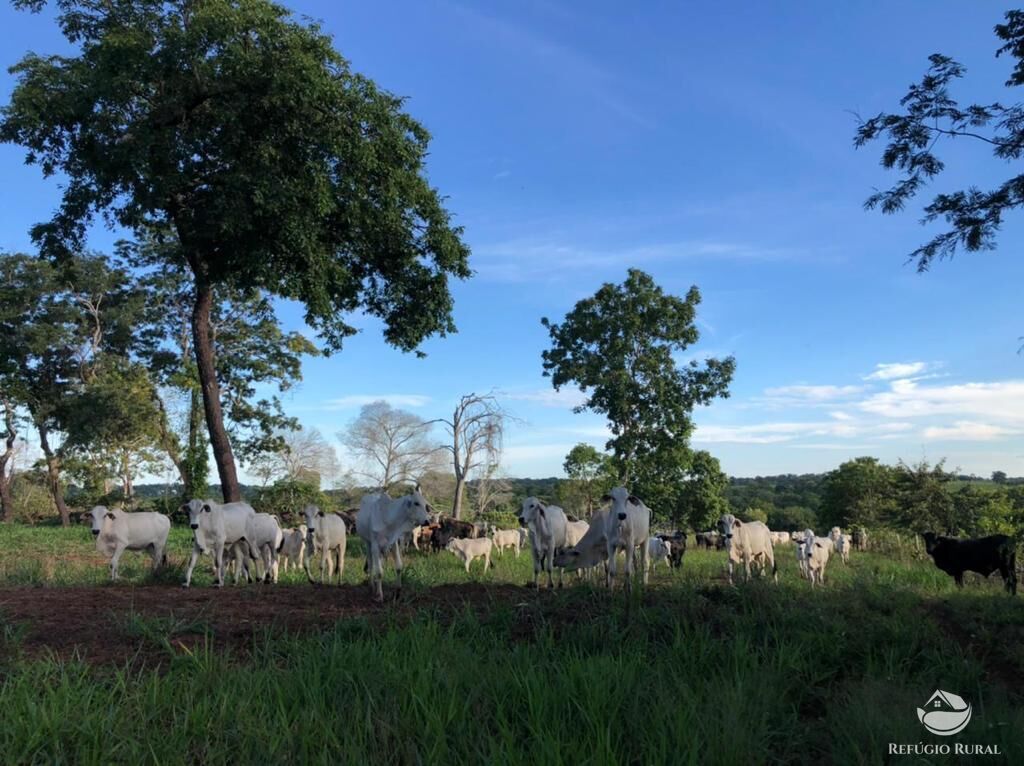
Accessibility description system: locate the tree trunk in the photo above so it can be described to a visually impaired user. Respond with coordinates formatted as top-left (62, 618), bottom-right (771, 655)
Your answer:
top-left (452, 473), bottom-right (466, 520)
top-left (37, 424), bottom-right (70, 526)
top-left (0, 400), bottom-right (15, 522)
top-left (192, 280), bottom-right (241, 503)
top-left (0, 475), bottom-right (12, 524)
top-left (183, 387), bottom-right (208, 499)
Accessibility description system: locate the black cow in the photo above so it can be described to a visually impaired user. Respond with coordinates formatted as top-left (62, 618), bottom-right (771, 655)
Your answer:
top-left (657, 531), bottom-right (687, 568)
top-left (921, 532), bottom-right (1017, 595)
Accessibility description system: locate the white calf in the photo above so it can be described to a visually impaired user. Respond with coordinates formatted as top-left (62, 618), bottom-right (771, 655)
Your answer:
top-left (836, 533), bottom-right (852, 565)
top-left (770, 530), bottom-right (792, 545)
top-left (604, 488), bottom-right (651, 593)
top-left (518, 497), bottom-right (568, 588)
top-left (719, 513), bottom-right (777, 585)
top-left (646, 536), bottom-right (672, 573)
top-left (492, 528), bottom-right (522, 557)
top-left (805, 531), bottom-right (833, 586)
top-left (303, 506), bottom-right (347, 585)
top-left (183, 499), bottom-right (256, 587)
top-left (446, 537), bottom-right (493, 573)
top-left (87, 506), bottom-right (170, 581)
top-left (246, 513), bottom-right (284, 583)
top-left (278, 525), bottom-right (307, 572)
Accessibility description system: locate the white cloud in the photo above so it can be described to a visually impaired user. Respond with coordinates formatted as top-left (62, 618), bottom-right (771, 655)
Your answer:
top-left (761, 384), bottom-right (865, 402)
top-left (324, 394), bottom-right (431, 410)
top-left (859, 379), bottom-right (1024, 424)
top-left (693, 420), bottom-right (913, 445)
top-left (922, 421), bottom-right (1021, 441)
top-left (829, 411), bottom-right (853, 421)
top-left (863, 361), bottom-right (936, 381)
top-left (505, 388), bottom-right (588, 409)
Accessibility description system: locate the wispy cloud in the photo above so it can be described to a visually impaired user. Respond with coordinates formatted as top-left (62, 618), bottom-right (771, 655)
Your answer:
top-left (324, 394), bottom-right (431, 410)
top-left (693, 420), bottom-right (912, 445)
top-left (474, 238), bottom-right (809, 282)
top-left (505, 387), bottom-right (588, 409)
top-left (493, 170), bottom-right (512, 180)
top-left (859, 379), bottom-right (1024, 424)
top-left (922, 421), bottom-right (1022, 441)
top-left (757, 384), bottom-right (865, 409)
top-left (862, 361), bottom-right (939, 381)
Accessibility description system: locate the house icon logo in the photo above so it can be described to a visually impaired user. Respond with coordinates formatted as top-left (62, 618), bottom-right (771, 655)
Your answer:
top-left (917, 690), bottom-right (972, 736)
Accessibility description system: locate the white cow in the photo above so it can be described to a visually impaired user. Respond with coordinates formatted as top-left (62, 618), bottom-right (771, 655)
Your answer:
top-left (246, 513), bottom-right (284, 583)
top-left (553, 508), bottom-right (610, 579)
top-left (829, 527), bottom-right (843, 544)
top-left (492, 528), bottom-right (522, 557)
top-left (604, 488), bottom-right (651, 593)
top-left (86, 506), bottom-right (170, 581)
top-left (446, 537), bottom-right (493, 573)
top-left (183, 498), bottom-right (256, 587)
top-left (835, 533), bottom-right (852, 565)
top-left (278, 525), bottom-right (307, 572)
top-left (565, 520), bottom-right (589, 548)
top-left (518, 497), bottom-right (569, 588)
top-left (647, 536), bottom-right (672, 573)
top-left (769, 530), bottom-right (792, 546)
top-left (805, 531), bottom-right (833, 586)
top-left (357, 486), bottom-right (431, 602)
top-left (719, 513), bottom-right (777, 585)
top-left (303, 505), bottom-right (347, 585)
top-left (518, 527), bottom-right (530, 550)
top-left (793, 531), bottom-right (809, 578)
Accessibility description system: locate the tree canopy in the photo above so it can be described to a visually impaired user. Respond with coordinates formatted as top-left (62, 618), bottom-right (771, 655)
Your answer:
top-left (855, 10), bottom-right (1024, 270)
top-left (2, 0), bottom-right (471, 501)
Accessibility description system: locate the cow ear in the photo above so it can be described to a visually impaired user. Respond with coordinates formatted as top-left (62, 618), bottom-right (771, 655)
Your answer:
top-left (414, 482), bottom-right (421, 493)
top-left (104, 512), bottom-right (115, 521)
top-left (628, 495), bottom-right (641, 506)
top-left (600, 494), bottom-right (611, 502)
top-left (179, 504), bottom-right (189, 513)
top-left (317, 511), bottom-right (325, 517)
top-left (733, 519), bottom-right (741, 528)
top-left (202, 504), bottom-right (212, 513)
top-left (538, 506), bottom-right (546, 517)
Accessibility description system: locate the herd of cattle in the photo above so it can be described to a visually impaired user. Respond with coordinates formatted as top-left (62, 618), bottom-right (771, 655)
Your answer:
top-left (82, 485), bottom-right (1018, 599)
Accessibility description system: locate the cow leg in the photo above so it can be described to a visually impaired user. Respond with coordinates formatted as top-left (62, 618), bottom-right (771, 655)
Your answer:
top-left (213, 543), bottom-right (226, 587)
top-left (641, 543), bottom-right (649, 586)
top-left (151, 543), bottom-right (165, 573)
top-left (394, 543), bottom-right (404, 589)
top-left (183, 544), bottom-right (203, 588)
top-left (372, 546), bottom-right (384, 602)
top-left (109, 543), bottom-right (127, 581)
top-left (321, 545), bottom-right (331, 584)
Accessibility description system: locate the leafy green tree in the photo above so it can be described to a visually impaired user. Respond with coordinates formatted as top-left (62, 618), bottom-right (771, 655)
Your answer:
top-left (2, 0), bottom-right (471, 502)
top-left (558, 443), bottom-right (615, 516)
top-left (767, 505), bottom-right (818, 533)
top-left (992, 470), bottom-right (1008, 484)
top-left (0, 252), bottom-right (151, 523)
top-left (893, 459), bottom-right (957, 533)
top-left (819, 457), bottom-right (899, 530)
top-left (854, 10), bottom-right (1024, 269)
top-left (676, 450), bottom-right (732, 530)
top-left (541, 269), bottom-right (734, 510)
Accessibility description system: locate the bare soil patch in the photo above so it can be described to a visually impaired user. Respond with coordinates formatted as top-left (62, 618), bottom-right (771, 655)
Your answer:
top-left (0, 583), bottom-right (535, 667)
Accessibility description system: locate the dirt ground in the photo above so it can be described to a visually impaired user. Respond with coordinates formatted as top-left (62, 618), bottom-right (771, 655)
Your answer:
top-left (0, 583), bottom-right (535, 667)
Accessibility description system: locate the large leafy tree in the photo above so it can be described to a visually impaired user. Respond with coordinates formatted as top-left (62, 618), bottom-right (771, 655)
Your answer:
top-left (541, 269), bottom-right (735, 513)
top-left (2, 0), bottom-right (471, 502)
top-left (854, 10), bottom-right (1024, 269)
top-left (558, 443), bottom-right (615, 517)
top-left (819, 457), bottom-right (899, 530)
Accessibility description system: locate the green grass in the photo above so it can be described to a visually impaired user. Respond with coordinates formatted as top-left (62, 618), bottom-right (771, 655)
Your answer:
top-left (0, 525), bottom-right (1022, 764)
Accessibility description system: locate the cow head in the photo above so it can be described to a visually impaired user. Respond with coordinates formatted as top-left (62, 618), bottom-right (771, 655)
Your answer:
top-left (182, 499), bottom-right (211, 531)
top-left (86, 506), bottom-right (109, 536)
top-left (519, 497), bottom-right (547, 528)
top-left (303, 505), bottom-right (323, 535)
top-left (718, 513), bottom-right (739, 542)
top-left (606, 487), bottom-right (641, 522)
top-left (921, 531), bottom-right (939, 555)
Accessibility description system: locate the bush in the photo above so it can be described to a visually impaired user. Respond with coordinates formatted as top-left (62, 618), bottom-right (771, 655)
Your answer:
top-left (7, 471), bottom-right (57, 524)
top-left (252, 480), bottom-right (334, 525)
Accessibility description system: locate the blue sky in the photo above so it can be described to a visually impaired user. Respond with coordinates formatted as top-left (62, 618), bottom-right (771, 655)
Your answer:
top-left (2, 1), bottom-right (1024, 480)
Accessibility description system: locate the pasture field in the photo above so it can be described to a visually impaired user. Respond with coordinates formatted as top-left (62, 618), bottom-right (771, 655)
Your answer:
top-left (0, 525), bottom-right (1022, 765)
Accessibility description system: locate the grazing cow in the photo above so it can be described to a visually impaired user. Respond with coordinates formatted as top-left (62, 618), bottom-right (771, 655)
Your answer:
top-left (769, 531), bottom-right (792, 546)
top-left (357, 486), bottom-right (431, 601)
top-left (553, 508), bottom-right (611, 578)
top-left (303, 505), bottom-right (347, 585)
top-left (718, 513), bottom-right (777, 585)
top-left (492, 528), bottom-right (522, 557)
top-left (565, 519), bottom-right (590, 548)
top-left (921, 532), bottom-right (1017, 595)
top-left (835, 533), bottom-right (852, 565)
top-left (446, 537), bottom-right (493, 573)
top-left (86, 506), bottom-right (171, 581)
top-left (336, 510), bottom-right (358, 535)
top-left (183, 498), bottom-right (256, 587)
top-left (852, 528), bottom-right (868, 552)
top-left (657, 531), bottom-right (687, 568)
top-left (434, 517), bottom-right (477, 549)
top-left (278, 525), bottom-right (307, 572)
top-left (804, 531), bottom-right (833, 587)
top-left (647, 536), bottom-right (672, 572)
top-left (604, 488), bottom-right (651, 593)
top-left (518, 497), bottom-right (569, 588)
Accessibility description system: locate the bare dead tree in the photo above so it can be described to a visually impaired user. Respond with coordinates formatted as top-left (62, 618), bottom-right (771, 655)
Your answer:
top-left (252, 426), bottom-right (341, 487)
top-left (435, 393), bottom-right (508, 520)
top-left (340, 401), bottom-right (442, 491)
top-left (473, 461), bottom-right (512, 516)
